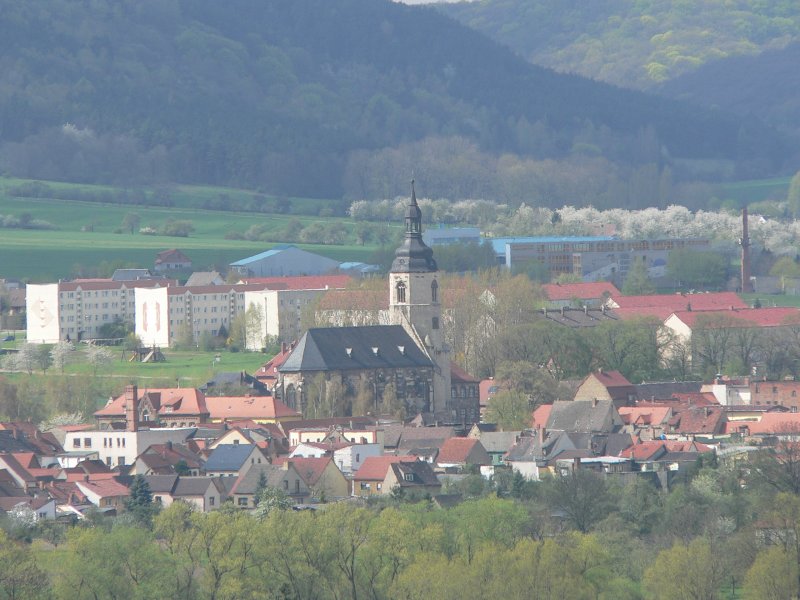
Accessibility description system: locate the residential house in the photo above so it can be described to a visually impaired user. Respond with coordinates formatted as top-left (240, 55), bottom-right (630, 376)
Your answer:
top-left (129, 442), bottom-right (204, 476)
top-left (227, 463), bottom-right (310, 508)
top-left (435, 437), bottom-right (491, 470)
top-left (289, 441), bottom-right (381, 476)
top-left (471, 431), bottom-right (520, 466)
top-left (0, 496), bottom-right (56, 521)
top-left (205, 395), bottom-right (301, 425)
top-left (546, 399), bottom-right (624, 433)
top-left (503, 433), bottom-right (546, 481)
top-left (144, 475), bottom-right (227, 512)
top-left (185, 271), bottom-right (225, 286)
top-left (618, 406), bottom-right (672, 441)
top-left (75, 478), bottom-right (131, 510)
top-left (94, 385), bottom-right (210, 429)
top-left (666, 405), bottom-right (726, 439)
top-left (272, 456), bottom-right (349, 500)
top-left (573, 370), bottom-right (637, 408)
top-left (203, 444), bottom-right (268, 478)
top-left (383, 460), bottom-right (441, 497)
top-left (154, 249), bottom-right (192, 273)
top-left (352, 456), bottom-right (418, 497)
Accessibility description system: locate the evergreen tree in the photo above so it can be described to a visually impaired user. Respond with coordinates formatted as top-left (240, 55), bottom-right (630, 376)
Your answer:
top-left (621, 259), bottom-right (655, 295)
top-left (125, 475), bottom-right (157, 526)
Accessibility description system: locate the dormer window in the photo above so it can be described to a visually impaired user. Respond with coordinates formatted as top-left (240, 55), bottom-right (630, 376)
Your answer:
top-left (346, 347), bottom-right (353, 358)
top-left (371, 347), bottom-right (379, 356)
top-left (395, 281), bottom-right (406, 304)
top-left (404, 473), bottom-right (414, 482)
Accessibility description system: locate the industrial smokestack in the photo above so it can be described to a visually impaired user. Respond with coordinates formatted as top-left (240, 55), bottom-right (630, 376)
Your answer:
top-left (741, 206), bottom-right (753, 293)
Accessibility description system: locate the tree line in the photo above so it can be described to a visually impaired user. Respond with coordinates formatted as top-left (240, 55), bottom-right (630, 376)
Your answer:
top-left (5, 443), bottom-right (800, 599)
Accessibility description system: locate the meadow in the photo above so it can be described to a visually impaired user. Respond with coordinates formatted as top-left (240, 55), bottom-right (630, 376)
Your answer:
top-left (0, 177), bottom-right (377, 281)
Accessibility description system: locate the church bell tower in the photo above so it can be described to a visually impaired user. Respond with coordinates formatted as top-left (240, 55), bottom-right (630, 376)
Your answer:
top-left (389, 181), bottom-right (450, 414)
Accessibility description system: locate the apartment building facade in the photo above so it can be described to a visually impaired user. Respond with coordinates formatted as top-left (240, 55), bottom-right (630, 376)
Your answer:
top-left (26, 279), bottom-right (173, 344)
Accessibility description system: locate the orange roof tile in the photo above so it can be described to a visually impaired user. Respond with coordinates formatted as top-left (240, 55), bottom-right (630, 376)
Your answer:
top-left (206, 396), bottom-right (299, 420)
top-left (353, 456), bottom-right (416, 481)
top-left (437, 438), bottom-right (480, 464)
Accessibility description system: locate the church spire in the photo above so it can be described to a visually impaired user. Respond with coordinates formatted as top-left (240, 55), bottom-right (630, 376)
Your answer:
top-left (391, 180), bottom-right (436, 273)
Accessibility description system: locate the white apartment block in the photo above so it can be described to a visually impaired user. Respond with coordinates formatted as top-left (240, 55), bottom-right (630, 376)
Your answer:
top-left (136, 284), bottom-right (264, 348)
top-left (137, 284), bottom-right (345, 349)
top-left (27, 280), bottom-right (172, 344)
top-left (244, 288), bottom-right (331, 349)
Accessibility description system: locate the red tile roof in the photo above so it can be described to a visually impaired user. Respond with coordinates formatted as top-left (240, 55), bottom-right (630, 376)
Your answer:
top-left (543, 282), bottom-right (620, 302)
top-left (206, 396), bottom-right (299, 421)
top-left (353, 456), bottom-right (416, 481)
top-left (589, 369), bottom-right (633, 389)
top-left (95, 388), bottom-right (209, 418)
top-left (437, 438), bottom-right (481, 464)
top-left (611, 292), bottom-right (747, 311)
top-left (239, 275), bottom-right (352, 290)
top-left (450, 363), bottom-right (479, 384)
top-left (532, 405), bottom-right (552, 430)
top-left (620, 440), bottom-right (712, 460)
top-left (669, 307), bottom-right (800, 329)
top-left (618, 406), bottom-right (671, 426)
top-left (278, 457), bottom-right (335, 486)
top-left (76, 479), bottom-right (131, 499)
top-left (724, 413), bottom-right (800, 435)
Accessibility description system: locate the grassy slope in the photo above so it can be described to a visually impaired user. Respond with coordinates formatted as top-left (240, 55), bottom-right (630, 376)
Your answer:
top-left (0, 178), bottom-right (376, 281)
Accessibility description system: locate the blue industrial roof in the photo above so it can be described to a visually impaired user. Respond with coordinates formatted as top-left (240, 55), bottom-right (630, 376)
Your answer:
top-left (487, 236), bottom-right (616, 255)
top-left (229, 245), bottom-right (295, 266)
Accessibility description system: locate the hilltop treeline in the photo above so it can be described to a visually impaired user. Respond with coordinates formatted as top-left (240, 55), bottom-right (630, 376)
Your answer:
top-left (443, 0), bottom-right (800, 90)
top-left (0, 0), bottom-right (788, 202)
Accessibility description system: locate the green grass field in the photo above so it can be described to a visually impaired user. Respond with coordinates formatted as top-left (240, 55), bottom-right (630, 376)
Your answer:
top-left (739, 292), bottom-right (800, 308)
top-left (3, 347), bottom-right (271, 390)
top-left (718, 176), bottom-right (792, 205)
top-left (0, 177), bottom-right (378, 281)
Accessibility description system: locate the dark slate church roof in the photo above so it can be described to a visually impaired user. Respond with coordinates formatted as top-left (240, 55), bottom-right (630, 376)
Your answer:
top-left (279, 326), bottom-right (433, 372)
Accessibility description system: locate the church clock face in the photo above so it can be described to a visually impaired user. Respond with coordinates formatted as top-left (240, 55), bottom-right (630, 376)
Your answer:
top-left (398, 259), bottom-right (405, 265)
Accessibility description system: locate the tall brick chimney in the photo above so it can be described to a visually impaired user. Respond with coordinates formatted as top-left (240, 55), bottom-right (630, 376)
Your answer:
top-left (740, 206), bottom-right (753, 293)
top-left (125, 385), bottom-right (139, 432)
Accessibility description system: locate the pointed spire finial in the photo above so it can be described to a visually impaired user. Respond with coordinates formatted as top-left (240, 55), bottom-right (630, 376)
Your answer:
top-left (411, 178), bottom-right (417, 205)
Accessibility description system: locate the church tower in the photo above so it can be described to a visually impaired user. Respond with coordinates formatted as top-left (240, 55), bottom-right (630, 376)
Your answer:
top-left (389, 181), bottom-right (450, 414)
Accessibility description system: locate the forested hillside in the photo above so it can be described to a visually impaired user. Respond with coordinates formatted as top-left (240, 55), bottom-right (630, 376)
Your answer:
top-left (659, 42), bottom-right (800, 136)
top-left (442, 0), bottom-right (800, 90)
top-left (0, 0), bottom-right (788, 203)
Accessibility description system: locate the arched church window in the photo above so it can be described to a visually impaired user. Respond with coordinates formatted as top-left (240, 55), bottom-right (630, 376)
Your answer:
top-left (431, 280), bottom-right (438, 303)
top-left (396, 281), bottom-right (406, 304)
top-left (285, 385), bottom-right (296, 410)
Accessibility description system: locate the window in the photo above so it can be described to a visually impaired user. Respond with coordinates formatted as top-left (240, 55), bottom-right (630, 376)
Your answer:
top-left (118, 457), bottom-right (125, 466)
top-left (84, 437), bottom-right (92, 448)
top-left (106, 457), bottom-right (112, 466)
top-left (360, 482), bottom-right (371, 490)
top-left (209, 496), bottom-right (215, 506)
top-left (432, 317), bottom-right (439, 330)
top-left (404, 473), bottom-right (414, 482)
top-left (395, 281), bottom-right (406, 304)
top-left (73, 438), bottom-right (81, 448)
top-left (154, 496), bottom-right (162, 504)
top-left (237, 497), bottom-right (248, 506)
top-left (431, 280), bottom-right (438, 303)
top-left (283, 480), bottom-right (288, 489)
top-left (295, 480), bottom-right (300, 493)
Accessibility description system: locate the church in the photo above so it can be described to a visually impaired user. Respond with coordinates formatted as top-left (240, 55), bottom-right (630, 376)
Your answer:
top-left (275, 183), bottom-right (478, 424)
